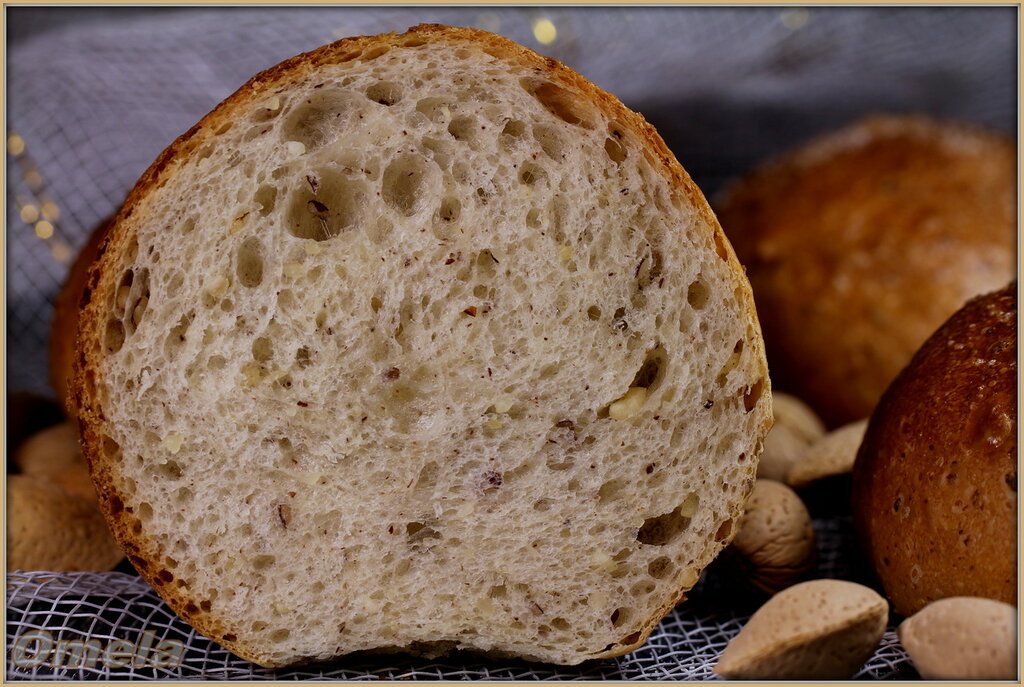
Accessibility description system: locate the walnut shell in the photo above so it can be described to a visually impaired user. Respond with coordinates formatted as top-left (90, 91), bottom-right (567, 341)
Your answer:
top-left (726, 479), bottom-right (816, 595)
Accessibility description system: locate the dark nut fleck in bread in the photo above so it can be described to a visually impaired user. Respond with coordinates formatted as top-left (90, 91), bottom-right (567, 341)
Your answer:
top-left (717, 115), bottom-right (1015, 427)
top-left (853, 283), bottom-right (1016, 616)
top-left (74, 25), bottom-right (771, 667)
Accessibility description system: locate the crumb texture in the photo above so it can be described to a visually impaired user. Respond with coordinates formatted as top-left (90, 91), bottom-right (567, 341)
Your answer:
top-left (82, 27), bottom-right (769, 667)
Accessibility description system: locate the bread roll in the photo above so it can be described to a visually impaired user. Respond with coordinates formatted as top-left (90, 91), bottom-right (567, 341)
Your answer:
top-left (73, 26), bottom-right (771, 667)
top-left (717, 115), bottom-right (1015, 426)
top-left (50, 217), bottom-right (112, 415)
top-left (852, 283), bottom-right (1016, 615)
top-left (7, 475), bottom-right (123, 572)
top-left (14, 421), bottom-right (97, 500)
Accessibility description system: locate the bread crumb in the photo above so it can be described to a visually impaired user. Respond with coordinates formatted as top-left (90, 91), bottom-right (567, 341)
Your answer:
top-left (558, 245), bottom-right (573, 262)
top-left (304, 241), bottom-right (323, 256)
top-left (486, 417), bottom-right (503, 430)
top-left (283, 262), bottom-right (304, 279)
top-left (287, 141), bottom-right (306, 156)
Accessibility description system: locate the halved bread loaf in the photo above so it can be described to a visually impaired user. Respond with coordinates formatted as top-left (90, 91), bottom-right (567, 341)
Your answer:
top-left (74, 25), bottom-right (771, 667)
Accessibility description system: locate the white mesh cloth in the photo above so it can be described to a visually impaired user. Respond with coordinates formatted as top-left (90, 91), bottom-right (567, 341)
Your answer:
top-left (6, 6), bottom-right (1013, 681)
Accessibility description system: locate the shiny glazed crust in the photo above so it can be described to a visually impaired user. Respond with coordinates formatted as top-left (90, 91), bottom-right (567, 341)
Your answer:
top-left (852, 282), bottom-right (1017, 615)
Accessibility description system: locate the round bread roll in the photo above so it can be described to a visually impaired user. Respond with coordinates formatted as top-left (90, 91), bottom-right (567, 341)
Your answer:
top-left (852, 283), bottom-right (1016, 616)
top-left (7, 475), bottom-right (123, 572)
top-left (50, 217), bottom-right (113, 416)
top-left (14, 421), bottom-right (97, 500)
top-left (73, 25), bottom-right (771, 667)
top-left (717, 115), bottom-right (1015, 427)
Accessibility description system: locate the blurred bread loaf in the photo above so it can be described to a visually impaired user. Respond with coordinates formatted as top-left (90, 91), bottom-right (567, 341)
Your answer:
top-left (7, 475), bottom-right (123, 572)
top-left (717, 115), bottom-right (1015, 426)
top-left (14, 421), bottom-right (97, 500)
top-left (73, 25), bottom-right (771, 667)
top-left (853, 283), bottom-right (1016, 615)
top-left (50, 217), bottom-right (112, 416)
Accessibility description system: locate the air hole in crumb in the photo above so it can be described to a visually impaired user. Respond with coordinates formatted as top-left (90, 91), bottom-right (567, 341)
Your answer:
top-left (295, 346), bottom-right (312, 368)
top-left (447, 115), bottom-right (478, 142)
top-left (502, 119), bottom-right (526, 139)
top-left (438, 196), bottom-right (461, 222)
top-left (286, 168), bottom-right (367, 240)
top-left (532, 123), bottom-right (568, 160)
top-left (637, 504), bottom-right (692, 546)
top-left (104, 319), bottom-right (126, 353)
top-left (101, 435), bottom-right (122, 461)
top-left (415, 97), bottom-right (450, 124)
top-left (631, 580), bottom-right (656, 595)
top-left (647, 556), bottom-right (674, 579)
top-left (254, 185), bottom-right (277, 216)
top-left (716, 339), bottom-right (744, 387)
top-left (252, 555), bottom-right (275, 570)
top-left (587, 306), bottom-right (602, 321)
top-left (521, 79), bottom-right (595, 129)
top-left (604, 137), bottom-right (627, 163)
top-left (282, 89), bottom-right (363, 150)
top-left (164, 312), bottom-right (195, 360)
top-left (713, 231), bottom-right (729, 261)
top-left (715, 518), bottom-right (735, 542)
top-left (526, 208), bottom-right (542, 228)
top-left (268, 629), bottom-right (290, 642)
top-left (610, 607), bottom-right (630, 627)
top-left (366, 81), bottom-right (403, 106)
top-left (686, 278), bottom-right (710, 310)
top-left (252, 336), bottom-right (273, 362)
top-left (551, 617), bottom-right (570, 631)
top-left (630, 345), bottom-right (666, 392)
top-left (382, 154), bottom-right (434, 216)
top-left (518, 162), bottom-right (546, 186)
top-left (744, 378), bottom-right (765, 412)
top-left (236, 237), bottom-right (265, 288)
top-left (598, 479), bottom-right (625, 503)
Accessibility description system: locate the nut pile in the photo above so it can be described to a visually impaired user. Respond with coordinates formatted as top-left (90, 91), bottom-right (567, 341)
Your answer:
top-left (713, 390), bottom-right (1017, 680)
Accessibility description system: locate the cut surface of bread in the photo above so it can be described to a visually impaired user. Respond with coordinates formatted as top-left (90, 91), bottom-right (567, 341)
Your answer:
top-left (75, 25), bottom-right (771, 668)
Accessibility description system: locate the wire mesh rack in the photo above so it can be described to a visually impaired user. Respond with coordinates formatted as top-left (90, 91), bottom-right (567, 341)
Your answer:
top-left (6, 6), bottom-right (1014, 681)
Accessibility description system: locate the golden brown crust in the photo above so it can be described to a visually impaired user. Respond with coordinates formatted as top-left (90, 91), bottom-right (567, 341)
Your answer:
top-left (50, 217), bottom-right (113, 416)
top-left (73, 24), bottom-right (769, 667)
top-left (852, 282), bottom-right (1017, 616)
top-left (717, 114), bottom-right (1015, 427)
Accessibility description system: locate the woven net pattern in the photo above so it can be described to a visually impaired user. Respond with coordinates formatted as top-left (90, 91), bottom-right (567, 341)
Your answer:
top-left (6, 6), bottom-right (1013, 680)
top-left (7, 518), bottom-right (916, 680)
